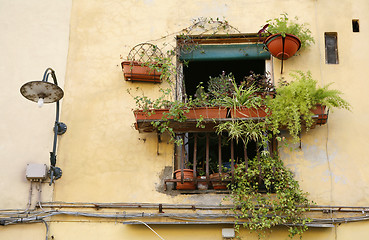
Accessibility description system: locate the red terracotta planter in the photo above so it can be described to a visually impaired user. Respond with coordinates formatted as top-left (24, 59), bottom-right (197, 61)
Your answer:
top-left (133, 109), bottom-right (171, 121)
top-left (310, 104), bottom-right (328, 125)
top-left (174, 169), bottom-right (195, 190)
top-left (134, 107), bottom-right (228, 121)
top-left (184, 107), bottom-right (228, 120)
top-left (122, 61), bottom-right (162, 83)
top-left (264, 34), bottom-right (301, 60)
top-left (230, 106), bottom-right (269, 118)
top-left (210, 173), bottom-right (230, 190)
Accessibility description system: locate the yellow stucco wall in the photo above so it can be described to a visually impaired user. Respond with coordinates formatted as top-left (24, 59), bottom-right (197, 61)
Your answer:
top-left (0, 0), bottom-right (72, 239)
top-left (2, 0), bottom-right (369, 239)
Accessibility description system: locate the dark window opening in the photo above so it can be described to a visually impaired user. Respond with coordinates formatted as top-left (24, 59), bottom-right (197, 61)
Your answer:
top-left (352, 19), bottom-right (360, 32)
top-left (325, 33), bottom-right (339, 64)
top-left (183, 59), bottom-right (265, 97)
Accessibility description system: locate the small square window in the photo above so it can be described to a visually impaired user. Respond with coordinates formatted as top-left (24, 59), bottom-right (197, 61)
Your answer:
top-left (352, 19), bottom-right (360, 32)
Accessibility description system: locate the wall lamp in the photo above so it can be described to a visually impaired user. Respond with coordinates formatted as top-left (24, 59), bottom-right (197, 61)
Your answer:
top-left (20, 68), bottom-right (67, 185)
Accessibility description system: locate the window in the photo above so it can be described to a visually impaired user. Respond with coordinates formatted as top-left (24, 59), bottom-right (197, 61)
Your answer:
top-left (163, 35), bottom-right (276, 192)
top-left (325, 32), bottom-right (339, 64)
top-left (352, 19), bottom-right (360, 32)
top-left (170, 132), bottom-right (277, 191)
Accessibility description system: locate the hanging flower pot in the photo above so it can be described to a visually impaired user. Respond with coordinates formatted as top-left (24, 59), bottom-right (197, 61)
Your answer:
top-left (122, 43), bottom-right (163, 83)
top-left (264, 33), bottom-right (301, 60)
top-left (122, 61), bottom-right (162, 83)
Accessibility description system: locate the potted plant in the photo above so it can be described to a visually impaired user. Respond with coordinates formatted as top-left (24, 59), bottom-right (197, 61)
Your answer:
top-left (268, 71), bottom-right (351, 142)
top-left (260, 13), bottom-right (315, 60)
top-left (219, 75), bottom-right (266, 118)
top-left (174, 169), bottom-right (196, 190)
top-left (121, 43), bottom-right (164, 83)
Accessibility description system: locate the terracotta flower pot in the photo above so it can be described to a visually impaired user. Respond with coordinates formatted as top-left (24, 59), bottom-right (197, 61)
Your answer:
top-left (174, 169), bottom-right (196, 190)
top-left (310, 104), bottom-right (328, 125)
top-left (264, 34), bottom-right (301, 60)
top-left (121, 61), bottom-right (162, 83)
top-left (210, 173), bottom-right (230, 190)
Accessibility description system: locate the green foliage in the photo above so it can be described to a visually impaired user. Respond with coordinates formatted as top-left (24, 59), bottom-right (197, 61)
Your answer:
top-left (220, 77), bottom-right (263, 108)
top-left (264, 13), bottom-right (315, 49)
top-left (216, 120), bottom-right (267, 145)
top-left (229, 156), bottom-right (313, 239)
top-left (268, 71), bottom-right (351, 142)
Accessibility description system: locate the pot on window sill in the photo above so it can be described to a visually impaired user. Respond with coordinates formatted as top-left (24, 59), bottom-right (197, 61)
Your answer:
top-left (174, 169), bottom-right (196, 190)
top-left (210, 173), bottom-right (230, 190)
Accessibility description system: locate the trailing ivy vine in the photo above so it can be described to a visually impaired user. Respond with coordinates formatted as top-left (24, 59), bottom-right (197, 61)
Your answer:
top-left (229, 155), bottom-right (313, 239)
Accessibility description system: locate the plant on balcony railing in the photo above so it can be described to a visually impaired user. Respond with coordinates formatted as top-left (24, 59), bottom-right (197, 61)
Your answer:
top-left (268, 71), bottom-right (351, 142)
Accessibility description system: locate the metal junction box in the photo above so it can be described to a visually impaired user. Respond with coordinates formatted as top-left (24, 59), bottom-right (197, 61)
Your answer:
top-left (26, 163), bottom-right (48, 181)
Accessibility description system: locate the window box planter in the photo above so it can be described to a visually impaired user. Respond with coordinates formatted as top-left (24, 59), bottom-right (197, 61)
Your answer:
top-left (133, 109), bottom-right (170, 121)
top-left (264, 33), bottom-right (301, 60)
top-left (230, 106), bottom-right (269, 118)
top-left (184, 107), bottom-right (228, 119)
top-left (121, 61), bottom-right (162, 83)
top-left (134, 107), bottom-right (227, 121)
top-left (311, 104), bottom-right (328, 125)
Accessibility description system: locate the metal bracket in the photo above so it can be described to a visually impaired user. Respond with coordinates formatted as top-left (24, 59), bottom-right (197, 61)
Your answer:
top-left (56, 122), bottom-right (67, 135)
top-left (49, 166), bottom-right (62, 185)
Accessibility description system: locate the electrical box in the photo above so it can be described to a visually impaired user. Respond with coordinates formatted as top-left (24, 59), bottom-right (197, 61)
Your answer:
top-left (222, 228), bottom-right (235, 238)
top-left (26, 163), bottom-right (48, 181)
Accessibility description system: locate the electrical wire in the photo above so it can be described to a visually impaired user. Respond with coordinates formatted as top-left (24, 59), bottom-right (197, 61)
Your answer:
top-left (0, 182), bottom-right (33, 215)
top-left (41, 220), bottom-right (49, 240)
top-left (37, 181), bottom-right (46, 212)
top-left (126, 220), bottom-right (166, 240)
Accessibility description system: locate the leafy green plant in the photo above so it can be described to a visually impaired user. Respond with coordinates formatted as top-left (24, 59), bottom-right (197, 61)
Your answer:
top-left (268, 71), bottom-right (351, 142)
top-left (216, 120), bottom-right (267, 146)
top-left (229, 155), bottom-right (313, 239)
top-left (221, 77), bottom-right (263, 109)
top-left (261, 13), bottom-right (315, 49)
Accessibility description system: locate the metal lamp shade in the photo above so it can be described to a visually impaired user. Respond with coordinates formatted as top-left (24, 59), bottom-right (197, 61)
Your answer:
top-left (20, 81), bottom-right (64, 103)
